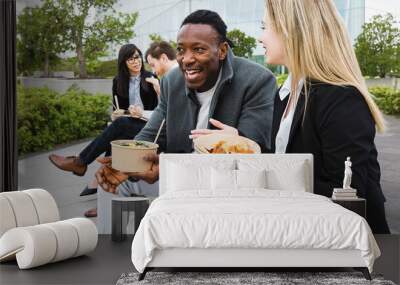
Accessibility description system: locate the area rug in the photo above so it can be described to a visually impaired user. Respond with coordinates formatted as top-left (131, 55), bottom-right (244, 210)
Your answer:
top-left (116, 271), bottom-right (396, 285)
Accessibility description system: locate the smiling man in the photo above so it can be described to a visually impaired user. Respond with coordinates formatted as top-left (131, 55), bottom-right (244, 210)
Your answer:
top-left (96, 10), bottom-right (277, 193)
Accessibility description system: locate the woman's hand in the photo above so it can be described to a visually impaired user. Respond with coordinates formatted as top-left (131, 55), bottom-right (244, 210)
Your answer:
top-left (189, 118), bottom-right (239, 139)
top-left (146, 77), bottom-right (161, 96)
top-left (129, 105), bottom-right (143, 118)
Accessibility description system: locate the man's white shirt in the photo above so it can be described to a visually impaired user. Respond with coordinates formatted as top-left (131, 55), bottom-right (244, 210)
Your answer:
top-left (195, 71), bottom-right (222, 130)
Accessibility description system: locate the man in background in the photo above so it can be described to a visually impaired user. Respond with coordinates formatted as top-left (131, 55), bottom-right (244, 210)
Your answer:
top-left (144, 41), bottom-right (178, 95)
top-left (146, 41), bottom-right (178, 77)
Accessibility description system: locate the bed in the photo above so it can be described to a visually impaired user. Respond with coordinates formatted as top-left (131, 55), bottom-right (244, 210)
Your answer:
top-left (131, 154), bottom-right (380, 280)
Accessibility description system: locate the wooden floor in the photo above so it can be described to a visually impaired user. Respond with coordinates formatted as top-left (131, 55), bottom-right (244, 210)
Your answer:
top-left (0, 235), bottom-right (398, 285)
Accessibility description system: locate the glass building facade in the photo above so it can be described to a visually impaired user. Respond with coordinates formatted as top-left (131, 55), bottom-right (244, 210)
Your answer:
top-left (335, 0), bottom-right (365, 42)
top-left (116, 0), bottom-right (365, 58)
top-left (116, 0), bottom-right (265, 58)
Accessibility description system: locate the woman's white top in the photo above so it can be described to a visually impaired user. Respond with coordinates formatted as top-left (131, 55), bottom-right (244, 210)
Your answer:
top-left (275, 74), bottom-right (304, 154)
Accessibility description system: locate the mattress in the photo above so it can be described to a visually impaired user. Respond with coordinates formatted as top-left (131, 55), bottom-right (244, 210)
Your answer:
top-left (131, 190), bottom-right (380, 273)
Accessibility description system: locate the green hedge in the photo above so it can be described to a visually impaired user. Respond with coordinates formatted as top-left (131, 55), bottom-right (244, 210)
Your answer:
top-left (16, 84), bottom-right (398, 155)
top-left (17, 86), bottom-right (110, 155)
top-left (52, 58), bottom-right (117, 78)
top-left (274, 77), bottom-right (399, 115)
top-left (88, 59), bottom-right (117, 78)
top-left (369, 86), bottom-right (400, 115)
top-left (276, 74), bottom-right (288, 86)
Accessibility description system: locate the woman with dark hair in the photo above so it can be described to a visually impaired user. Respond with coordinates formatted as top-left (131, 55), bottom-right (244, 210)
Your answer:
top-left (112, 43), bottom-right (159, 111)
top-left (48, 44), bottom-right (159, 215)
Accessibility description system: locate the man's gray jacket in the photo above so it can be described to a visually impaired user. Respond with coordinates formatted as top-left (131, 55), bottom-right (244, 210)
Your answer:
top-left (135, 49), bottom-right (277, 153)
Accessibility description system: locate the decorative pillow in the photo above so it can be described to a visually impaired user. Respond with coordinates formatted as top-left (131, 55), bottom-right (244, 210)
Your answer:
top-left (166, 160), bottom-right (235, 192)
top-left (267, 167), bottom-right (306, 191)
top-left (237, 158), bottom-right (308, 192)
top-left (211, 169), bottom-right (268, 191)
top-left (211, 168), bottom-right (237, 190)
top-left (167, 162), bottom-right (210, 191)
top-left (236, 169), bottom-right (268, 189)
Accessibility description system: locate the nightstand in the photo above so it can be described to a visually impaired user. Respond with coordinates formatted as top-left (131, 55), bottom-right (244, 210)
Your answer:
top-left (331, 198), bottom-right (366, 218)
top-left (111, 197), bottom-right (150, 242)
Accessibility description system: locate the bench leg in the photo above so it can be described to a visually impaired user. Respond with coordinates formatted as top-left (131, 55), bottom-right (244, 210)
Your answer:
top-left (354, 267), bottom-right (371, 280)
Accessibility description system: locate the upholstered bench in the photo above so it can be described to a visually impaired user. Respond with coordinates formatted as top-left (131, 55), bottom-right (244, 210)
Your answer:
top-left (0, 189), bottom-right (97, 269)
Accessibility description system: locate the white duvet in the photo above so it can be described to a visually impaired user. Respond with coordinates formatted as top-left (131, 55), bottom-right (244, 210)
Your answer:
top-left (131, 190), bottom-right (380, 273)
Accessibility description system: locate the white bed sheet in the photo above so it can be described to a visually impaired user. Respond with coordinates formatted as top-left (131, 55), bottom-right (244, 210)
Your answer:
top-left (131, 190), bottom-right (380, 273)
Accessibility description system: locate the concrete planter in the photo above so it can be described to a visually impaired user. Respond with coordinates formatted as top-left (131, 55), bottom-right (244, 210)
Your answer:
top-left (19, 76), bottom-right (399, 95)
top-left (366, 78), bottom-right (399, 90)
top-left (19, 77), bottom-right (113, 95)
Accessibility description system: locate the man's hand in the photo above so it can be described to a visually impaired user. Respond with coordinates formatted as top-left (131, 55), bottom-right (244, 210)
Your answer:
top-left (95, 157), bottom-right (129, 194)
top-left (95, 154), bottom-right (160, 193)
top-left (189, 118), bottom-right (239, 139)
top-left (128, 105), bottom-right (143, 118)
top-left (129, 153), bottom-right (160, 184)
top-left (145, 77), bottom-right (161, 96)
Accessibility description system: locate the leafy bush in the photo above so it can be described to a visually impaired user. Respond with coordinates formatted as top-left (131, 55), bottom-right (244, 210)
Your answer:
top-left (276, 74), bottom-right (288, 86)
top-left (52, 57), bottom-right (78, 74)
top-left (272, 77), bottom-right (399, 115)
top-left (89, 59), bottom-right (117, 78)
top-left (369, 86), bottom-right (400, 115)
top-left (52, 58), bottom-right (117, 78)
top-left (17, 85), bottom-right (110, 155)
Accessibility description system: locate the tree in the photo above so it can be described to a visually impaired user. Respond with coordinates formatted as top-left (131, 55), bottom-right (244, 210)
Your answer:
top-left (354, 14), bottom-right (400, 78)
top-left (148, 33), bottom-right (177, 49)
top-left (50, 0), bottom-right (138, 78)
top-left (149, 33), bottom-right (163, 43)
top-left (227, 29), bottom-right (256, 58)
top-left (17, 3), bottom-right (68, 76)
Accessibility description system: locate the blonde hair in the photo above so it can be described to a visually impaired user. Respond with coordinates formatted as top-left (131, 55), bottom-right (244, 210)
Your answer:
top-left (264, 0), bottom-right (385, 132)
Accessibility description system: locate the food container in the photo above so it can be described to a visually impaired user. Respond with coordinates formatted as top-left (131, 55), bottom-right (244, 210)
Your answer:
top-left (111, 109), bottom-right (130, 121)
top-left (111, 140), bottom-right (158, 172)
top-left (193, 133), bottom-right (261, 154)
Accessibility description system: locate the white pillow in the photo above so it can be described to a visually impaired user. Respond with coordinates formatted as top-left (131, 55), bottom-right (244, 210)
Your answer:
top-left (211, 169), bottom-right (268, 191)
top-left (237, 158), bottom-right (308, 192)
top-left (236, 169), bottom-right (268, 189)
top-left (267, 167), bottom-right (306, 191)
top-left (166, 160), bottom-right (235, 192)
top-left (211, 168), bottom-right (236, 190)
top-left (168, 162), bottom-right (210, 191)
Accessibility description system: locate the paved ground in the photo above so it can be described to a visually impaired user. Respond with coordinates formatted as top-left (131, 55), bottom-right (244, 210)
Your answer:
top-left (374, 115), bottom-right (400, 234)
top-left (18, 115), bottom-right (400, 233)
top-left (18, 140), bottom-right (100, 223)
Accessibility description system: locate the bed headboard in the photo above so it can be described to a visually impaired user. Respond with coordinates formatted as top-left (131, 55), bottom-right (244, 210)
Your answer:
top-left (159, 154), bottom-right (313, 195)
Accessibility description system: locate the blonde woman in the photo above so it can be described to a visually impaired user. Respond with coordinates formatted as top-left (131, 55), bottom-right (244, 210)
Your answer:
top-left (262, 0), bottom-right (389, 233)
top-left (194, 0), bottom-right (390, 233)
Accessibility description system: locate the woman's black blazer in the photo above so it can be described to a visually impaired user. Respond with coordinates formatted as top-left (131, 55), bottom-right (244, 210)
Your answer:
top-left (271, 81), bottom-right (386, 202)
top-left (112, 70), bottom-right (158, 111)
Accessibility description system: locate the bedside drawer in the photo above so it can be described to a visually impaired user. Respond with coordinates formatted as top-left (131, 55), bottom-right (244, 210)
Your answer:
top-left (331, 198), bottom-right (366, 218)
